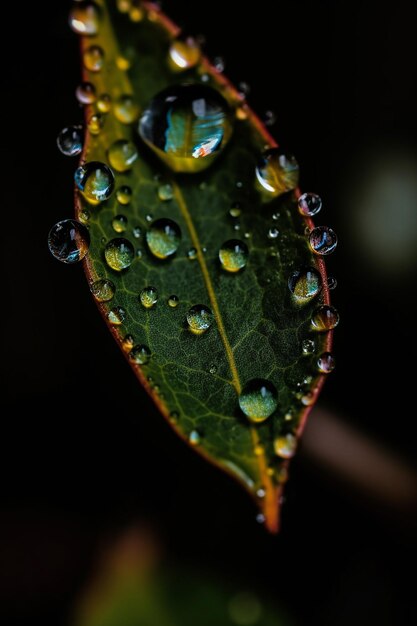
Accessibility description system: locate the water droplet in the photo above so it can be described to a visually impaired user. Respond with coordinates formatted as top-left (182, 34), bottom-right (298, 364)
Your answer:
top-left (327, 276), bottom-right (337, 290)
top-left (309, 226), bottom-right (338, 255)
top-left (83, 45), bottom-right (104, 72)
top-left (263, 110), bottom-right (277, 126)
top-left (105, 238), bottom-right (135, 271)
top-left (311, 305), bottom-right (340, 331)
top-left (301, 391), bottom-right (315, 406)
top-left (114, 94), bottom-right (140, 124)
top-left (288, 267), bottom-right (322, 304)
top-left (236, 181), bottom-right (243, 189)
top-left (284, 412), bottom-right (293, 421)
top-left (168, 295), bottom-right (179, 308)
top-left (317, 352), bottom-right (336, 374)
top-left (169, 410), bottom-right (179, 423)
top-left (256, 488), bottom-right (265, 499)
top-left (233, 223), bottom-right (241, 231)
top-left (255, 149), bottom-right (299, 197)
top-left (213, 56), bottom-right (225, 72)
top-left (75, 161), bottom-right (115, 204)
top-left (136, 248), bottom-right (143, 258)
top-left (254, 444), bottom-right (264, 456)
top-left (87, 113), bottom-right (104, 135)
top-left (157, 183), bottom-right (173, 201)
top-left (169, 35), bottom-right (201, 71)
top-left (236, 104), bottom-right (249, 120)
top-left (274, 433), bottom-right (297, 459)
top-left (146, 218), bottom-right (182, 259)
top-left (140, 286), bottom-right (158, 309)
top-left (75, 81), bottom-right (96, 104)
top-left (187, 247), bottom-right (197, 260)
top-left (229, 202), bottom-right (241, 218)
top-left (129, 344), bottom-right (151, 364)
top-left (91, 278), bottom-right (115, 302)
top-left (189, 430), bottom-right (201, 446)
top-left (69, 1), bottom-right (101, 36)
top-left (209, 363), bottom-right (217, 374)
top-left (237, 81), bottom-right (250, 98)
top-left (116, 55), bottom-right (131, 71)
top-left (48, 219), bottom-right (90, 264)
top-left (107, 306), bottom-right (126, 325)
top-left (129, 2), bottom-right (144, 21)
top-left (200, 73), bottom-right (210, 83)
top-left (79, 209), bottom-right (90, 223)
top-left (238, 379), bottom-right (278, 423)
top-left (116, 185), bottom-right (132, 205)
top-left (146, 214), bottom-right (153, 222)
top-left (122, 334), bottom-right (134, 351)
top-left (187, 304), bottom-right (213, 334)
top-left (219, 239), bottom-right (248, 272)
top-left (112, 214), bottom-right (128, 233)
top-left (267, 227), bottom-right (279, 239)
top-left (298, 192), bottom-right (322, 217)
top-left (132, 226), bottom-right (141, 238)
top-left (108, 139), bottom-right (138, 172)
top-left (139, 84), bottom-right (233, 172)
top-left (302, 339), bottom-right (315, 355)
top-left (56, 125), bottom-right (83, 156)
top-left (97, 93), bottom-right (112, 113)
top-left (256, 513), bottom-right (265, 524)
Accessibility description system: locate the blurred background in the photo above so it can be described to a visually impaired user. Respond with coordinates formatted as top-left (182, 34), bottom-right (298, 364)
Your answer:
top-left (1, 1), bottom-right (417, 624)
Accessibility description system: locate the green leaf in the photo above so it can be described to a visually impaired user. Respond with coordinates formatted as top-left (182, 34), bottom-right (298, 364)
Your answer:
top-left (72, 0), bottom-right (334, 531)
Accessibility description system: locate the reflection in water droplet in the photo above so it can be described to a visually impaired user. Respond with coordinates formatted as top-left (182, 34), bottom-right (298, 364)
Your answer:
top-left (302, 339), bottom-right (315, 355)
top-left (122, 334), bottom-right (134, 351)
top-left (254, 444), bottom-right (264, 456)
top-left (256, 488), bottom-right (265, 499)
top-left (309, 226), bottom-right (338, 255)
top-left (116, 185), bottom-right (132, 205)
top-left (132, 226), bottom-right (141, 238)
top-left (268, 227), bottom-right (279, 239)
top-left (219, 239), bottom-right (248, 272)
top-left (108, 139), bottom-right (138, 172)
top-left (256, 149), bottom-right (299, 197)
top-left (79, 209), bottom-right (90, 223)
top-left (256, 513), bottom-right (265, 524)
top-left (146, 214), bottom-right (153, 222)
top-left (158, 183), bottom-right (173, 201)
top-left (116, 55), bottom-right (131, 71)
top-left (57, 125), bottom-right (83, 157)
top-left (187, 247), bottom-right (197, 260)
top-left (189, 430), bottom-right (201, 446)
top-left (83, 45), bottom-right (104, 72)
top-left (169, 36), bottom-right (201, 71)
top-left (48, 219), bottom-right (90, 264)
top-left (75, 161), bottom-right (115, 204)
top-left (139, 84), bottom-right (233, 172)
top-left (274, 433), bottom-right (297, 459)
top-left (90, 278), bottom-right (115, 302)
top-left (209, 363), bottom-right (217, 374)
top-left (263, 110), bottom-right (277, 126)
top-left (168, 295), bottom-right (179, 308)
top-left (107, 306), bottom-right (126, 325)
top-left (311, 305), bottom-right (340, 331)
top-left (129, 344), bottom-right (151, 364)
top-left (146, 218), bottom-right (182, 259)
top-left (112, 214), bottom-right (128, 233)
top-left (298, 192), bottom-right (322, 217)
top-left (239, 379), bottom-right (278, 423)
top-left (75, 81), bottom-right (96, 104)
top-left (87, 113), bottom-right (104, 135)
top-left (140, 286), bottom-right (158, 309)
top-left (69, 1), bottom-right (102, 36)
top-left (187, 304), bottom-right (213, 334)
top-left (288, 267), bottom-right (322, 304)
top-left (114, 94), bottom-right (140, 124)
top-left (229, 202), bottom-right (241, 218)
top-left (97, 93), bottom-right (112, 113)
top-left (214, 56), bottom-right (225, 72)
top-left (317, 352), bottom-right (336, 374)
top-left (105, 238), bottom-right (135, 271)
top-left (301, 391), bottom-right (315, 406)
top-left (327, 276), bottom-right (337, 290)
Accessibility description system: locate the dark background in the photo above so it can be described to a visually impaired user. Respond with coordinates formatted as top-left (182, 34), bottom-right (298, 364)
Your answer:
top-left (1, 1), bottom-right (417, 625)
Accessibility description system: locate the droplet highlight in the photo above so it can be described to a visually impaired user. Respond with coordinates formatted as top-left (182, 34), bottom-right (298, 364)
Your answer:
top-left (105, 238), bottom-right (135, 271)
top-left (256, 149), bottom-right (299, 197)
top-left (75, 161), bottom-right (115, 204)
top-left (219, 239), bottom-right (248, 272)
top-left (107, 306), bottom-right (126, 325)
top-left (298, 192), bottom-right (322, 217)
top-left (146, 218), bottom-right (182, 259)
top-left (69, 1), bottom-right (102, 36)
top-left (130, 344), bottom-right (151, 365)
top-left (274, 434), bottom-right (297, 459)
top-left (90, 279), bottom-right (115, 302)
top-left (108, 139), bottom-right (138, 172)
top-left (317, 352), bottom-right (336, 374)
top-left (239, 379), bottom-right (278, 423)
top-left (311, 305), bottom-right (340, 331)
top-left (75, 81), bottom-right (96, 104)
top-left (309, 226), bottom-right (338, 255)
top-left (186, 304), bottom-right (213, 334)
top-left (140, 286), bottom-right (158, 309)
top-left (168, 36), bottom-right (201, 71)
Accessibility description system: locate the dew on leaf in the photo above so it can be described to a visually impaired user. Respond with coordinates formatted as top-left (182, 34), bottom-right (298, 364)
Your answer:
top-left (90, 278), bottom-right (115, 302)
top-left (112, 214), bottom-right (128, 233)
top-left (75, 161), bottom-right (115, 204)
top-left (122, 334), bottom-right (134, 351)
top-left (229, 202), bottom-right (241, 218)
top-left (158, 183), bottom-right (174, 201)
top-left (238, 379), bottom-right (278, 423)
top-left (298, 192), bottom-right (322, 217)
top-left (87, 113), bottom-right (104, 135)
top-left (56, 125), bottom-right (83, 157)
top-left (189, 430), bottom-right (201, 446)
top-left (317, 352), bottom-right (336, 374)
top-left (129, 344), bottom-right (151, 364)
top-left (83, 45), bottom-right (105, 72)
top-left (140, 286), bottom-right (158, 309)
top-left (187, 304), bottom-right (213, 334)
top-left (97, 93), bottom-right (112, 113)
top-left (132, 226), bottom-right (141, 238)
top-left (107, 305), bottom-right (126, 325)
top-left (301, 339), bottom-right (315, 355)
top-left (104, 238), bottom-right (135, 271)
top-left (255, 148), bottom-right (299, 197)
top-left (116, 185), bottom-right (132, 205)
top-left (267, 227), bottom-right (279, 239)
top-left (187, 247), bottom-right (197, 260)
top-left (48, 219), bottom-right (90, 264)
top-left (146, 218), bottom-right (182, 259)
top-left (311, 305), bottom-right (340, 331)
top-left (69, 1), bottom-right (102, 36)
top-left (108, 139), bottom-right (138, 172)
top-left (288, 267), bottom-right (322, 304)
top-left (309, 226), bottom-right (338, 255)
top-left (168, 295), bottom-right (179, 308)
top-left (219, 239), bottom-right (248, 272)
top-left (274, 434), bottom-right (297, 459)
top-left (114, 94), bottom-right (140, 124)
top-left (75, 81), bottom-right (96, 104)
top-left (169, 35), bottom-right (201, 71)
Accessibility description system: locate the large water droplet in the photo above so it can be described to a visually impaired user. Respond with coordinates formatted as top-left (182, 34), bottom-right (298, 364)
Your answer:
top-left (238, 379), bottom-right (278, 423)
top-left (311, 305), bottom-right (340, 331)
top-left (256, 149), bottom-right (299, 197)
top-left (219, 239), bottom-right (248, 272)
top-left (48, 219), bottom-right (90, 264)
top-left (108, 139), bottom-right (138, 172)
top-left (186, 304), bottom-right (213, 334)
top-left (116, 185), bottom-right (132, 205)
top-left (105, 238), bottom-right (135, 271)
top-left (139, 84), bottom-right (233, 172)
top-left (57, 125), bottom-right (83, 156)
top-left (317, 352), bottom-right (336, 374)
top-left (129, 344), bottom-right (151, 364)
top-left (298, 192), bottom-right (322, 217)
top-left (75, 161), bottom-right (115, 204)
top-left (146, 218), bottom-right (182, 259)
top-left (112, 214), bottom-right (128, 233)
top-left (309, 226), bottom-right (338, 255)
top-left (168, 36), bottom-right (201, 71)
top-left (140, 286), bottom-right (158, 309)
top-left (114, 94), bottom-right (140, 124)
top-left (91, 278), bottom-right (115, 302)
top-left (108, 306), bottom-right (126, 325)
top-left (83, 45), bottom-right (104, 72)
top-left (69, 1), bottom-right (102, 36)
top-left (288, 267), bottom-right (322, 304)
top-left (274, 434), bottom-right (297, 459)
top-left (75, 81), bottom-right (96, 104)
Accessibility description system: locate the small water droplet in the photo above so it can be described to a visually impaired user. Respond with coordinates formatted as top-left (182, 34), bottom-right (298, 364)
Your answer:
top-left (219, 239), bottom-right (248, 272)
top-left (317, 352), bottom-right (336, 374)
top-left (284, 412), bottom-right (293, 421)
top-left (267, 227), bottom-right (279, 239)
top-left (97, 93), bottom-right (112, 113)
top-left (129, 2), bottom-right (144, 22)
top-left (236, 104), bottom-right (249, 120)
top-left (309, 226), bottom-right (338, 255)
top-left (209, 363), bottom-right (217, 374)
top-left (157, 183), bottom-right (173, 201)
top-left (236, 181), bottom-right (243, 189)
top-left (213, 55), bottom-right (225, 72)
top-left (116, 55), bottom-right (131, 70)
top-left (132, 226), bottom-right (141, 238)
top-left (298, 192), bottom-right (322, 217)
top-left (112, 214), bottom-right (128, 233)
top-left (255, 149), bottom-right (299, 197)
top-left (136, 248), bottom-right (143, 258)
top-left (105, 238), bottom-right (135, 271)
top-left (69, 1), bottom-right (102, 36)
top-left (129, 344), bottom-right (151, 364)
top-left (107, 305), bottom-right (126, 325)
top-left (83, 44), bottom-right (104, 72)
top-left (189, 430), bottom-right (201, 446)
top-left (56, 125), bottom-right (83, 156)
top-left (75, 81), bottom-right (96, 104)
top-left (200, 73), bottom-right (210, 83)
top-left (146, 218), bottom-right (182, 259)
top-left (87, 113), bottom-right (104, 135)
top-left (272, 212), bottom-right (280, 221)
top-left (90, 278), bottom-right (115, 302)
top-left (48, 219), bottom-right (90, 264)
top-left (169, 410), bottom-right (179, 423)
top-left (122, 334), bottom-right (134, 351)
top-left (301, 391), bottom-right (315, 406)
top-left (169, 35), bottom-right (201, 71)
top-left (326, 276), bottom-right (338, 290)
top-left (75, 161), bottom-right (114, 204)
top-left (139, 84), bottom-right (233, 172)
top-left (229, 202), bottom-right (241, 218)
top-left (79, 209), bottom-right (90, 223)
top-left (263, 110), bottom-right (276, 126)
top-left (302, 339), bottom-right (315, 355)
top-left (237, 81), bottom-right (250, 99)
top-left (146, 214), bottom-right (153, 222)
top-left (238, 379), bottom-right (278, 423)
top-left (256, 513), bottom-right (265, 524)
top-left (233, 223), bottom-right (241, 231)
top-left (114, 94), bottom-right (140, 124)
top-left (311, 305), bottom-right (340, 331)
top-left (256, 488), bottom-right (265, 499)
top-left (116, 185), bottom-right (132, 205)
top-left (108, 139), bottom-right (138, 172)
top-left (168, 295), bottom-right (179, 308)
top-left (187, 247), bottom-right (197, 260)
top-left (244, 232), bottom-right (251, 239)
top-left (140, 286), bottom-right (158, 309)
top-left (274, 434), bottom-right (297, 459)
top-left (187, 304), bottom-right (213, 334)
top-left (288, 267), bottom-right (322, 304)
top-left (254, 444), bottom-right (264, 456)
